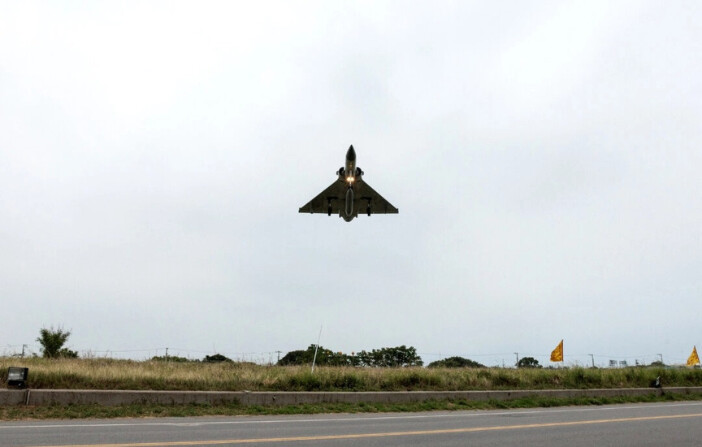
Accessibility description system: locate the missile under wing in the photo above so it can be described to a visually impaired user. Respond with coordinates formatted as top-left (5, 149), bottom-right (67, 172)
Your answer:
top-left (299, 145), bottom-right (398, 222)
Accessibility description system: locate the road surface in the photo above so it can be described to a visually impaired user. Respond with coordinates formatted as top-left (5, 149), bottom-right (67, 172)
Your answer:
top-left (2, 401), bottom-right (702, 446)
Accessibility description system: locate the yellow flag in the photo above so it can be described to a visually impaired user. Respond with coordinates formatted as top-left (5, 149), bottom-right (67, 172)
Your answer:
top-left (550, 340), bottom-right (563, 362)
top-left (687, 346), bottom-right (700, 366)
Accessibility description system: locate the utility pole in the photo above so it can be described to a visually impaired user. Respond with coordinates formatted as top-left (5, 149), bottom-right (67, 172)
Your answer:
top-left (21, 344), bottom-right (27, 358)
top-left (658, 354), bottom-right (663, 364)
top-left (276, 351), bottom-right (282, 363)
top-left (514, 352), bottom-right (519, 367)
top-left (165, 347), bottom-right (169, 362)
top-left (589, 354), bottom-right (594, 368)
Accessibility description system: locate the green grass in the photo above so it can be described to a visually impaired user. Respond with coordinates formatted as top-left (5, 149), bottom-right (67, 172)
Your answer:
top-left (2, 393), bottom-right (702, 421)
top-left (2, 357), bottom-right (701, 391)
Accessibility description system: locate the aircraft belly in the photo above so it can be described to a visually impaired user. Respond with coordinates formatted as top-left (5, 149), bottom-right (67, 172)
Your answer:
top-left (345, 187), bottom-right (354, 217)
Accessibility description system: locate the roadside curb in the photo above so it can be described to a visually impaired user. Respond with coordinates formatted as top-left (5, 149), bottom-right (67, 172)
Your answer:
top-left (2, 387), bottom-right (702, 407)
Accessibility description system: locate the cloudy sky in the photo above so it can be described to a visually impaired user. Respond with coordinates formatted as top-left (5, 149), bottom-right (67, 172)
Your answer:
top-left (1, 1), bottom-right (700, 367)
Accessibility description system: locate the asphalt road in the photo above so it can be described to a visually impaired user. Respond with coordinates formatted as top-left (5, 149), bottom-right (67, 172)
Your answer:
top-left (2, 402), bottom-right (702, 446)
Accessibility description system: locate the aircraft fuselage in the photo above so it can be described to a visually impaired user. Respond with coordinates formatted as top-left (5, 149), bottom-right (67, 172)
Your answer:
top-left (338, 146), bottom-right (363, 221)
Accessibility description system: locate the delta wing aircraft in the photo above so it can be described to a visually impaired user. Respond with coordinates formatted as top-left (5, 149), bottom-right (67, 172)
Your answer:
top-left (299, 145), bottom-right (399, 222)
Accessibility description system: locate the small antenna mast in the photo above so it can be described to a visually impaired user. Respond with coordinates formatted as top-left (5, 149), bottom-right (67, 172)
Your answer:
top-left (311, 325), bottom-right (323, 373)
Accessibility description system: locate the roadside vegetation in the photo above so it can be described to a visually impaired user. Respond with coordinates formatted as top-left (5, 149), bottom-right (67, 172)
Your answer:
top-left (2, 392), bottom-right (702, 421)
top-left (2, 357), bottom-right (701, 391)
top-left (3, 328), bottom-right (701, 420)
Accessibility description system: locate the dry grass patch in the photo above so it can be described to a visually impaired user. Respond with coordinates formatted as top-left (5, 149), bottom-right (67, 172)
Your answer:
top-left (2, 357), bottom-right (701, 391)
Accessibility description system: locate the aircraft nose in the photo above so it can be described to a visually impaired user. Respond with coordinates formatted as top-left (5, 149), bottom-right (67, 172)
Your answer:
top-left (346, 145), bottom-right (356, 162)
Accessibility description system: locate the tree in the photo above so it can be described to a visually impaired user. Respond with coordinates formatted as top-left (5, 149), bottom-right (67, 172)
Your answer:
top-left (277, 348), bottom-right (312, 366)
top-left (356, 346), bottom-right (423, 367)
top-left (278, 345), bottom-right (351, 366)
top-left (37, 326), bottom-right (77, 358)
top-left (516, 357), bottom-right (541, 368)
top-left (428, 356), bottom-right (485, 368)
top-left (278, 345), bottom-right (423, 367)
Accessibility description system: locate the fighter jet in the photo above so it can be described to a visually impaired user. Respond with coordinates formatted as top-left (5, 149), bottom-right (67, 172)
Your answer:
top-left (299, 145), bottom-right (399, 222)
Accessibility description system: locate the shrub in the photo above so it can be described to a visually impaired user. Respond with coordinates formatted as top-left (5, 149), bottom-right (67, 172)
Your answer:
top-left (151, 355), bottom-right (190, 362)
top-left (517, 357), bottom-right (541, 368)
top-left (428, 356), bottom-right (485, 368)
top-left (203, 354), bottom-right (232, 363)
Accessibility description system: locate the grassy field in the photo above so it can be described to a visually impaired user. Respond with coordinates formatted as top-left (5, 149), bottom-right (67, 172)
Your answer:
top-left (2, 357), bottom-right (701, 391)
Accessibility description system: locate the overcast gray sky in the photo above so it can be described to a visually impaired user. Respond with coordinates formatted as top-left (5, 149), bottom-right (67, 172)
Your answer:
top-left (1, 1), bottom-right (700, 367)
